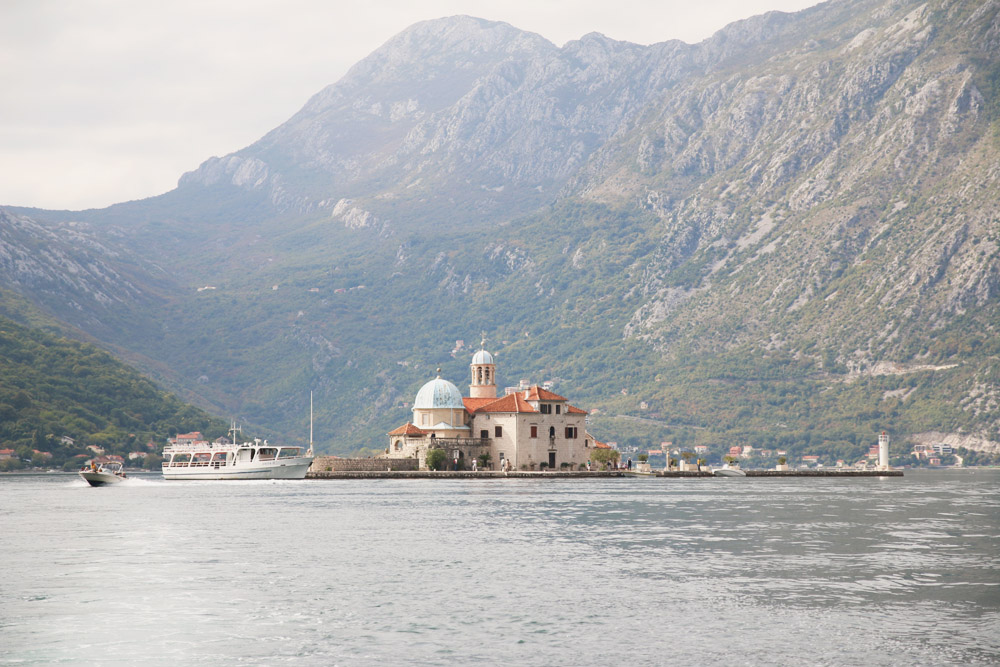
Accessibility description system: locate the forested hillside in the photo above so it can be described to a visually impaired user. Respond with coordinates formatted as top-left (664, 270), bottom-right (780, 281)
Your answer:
top-left (1, 0), bottom-right (997, 460)
top-left (0, 298), bottom-right (227, 470)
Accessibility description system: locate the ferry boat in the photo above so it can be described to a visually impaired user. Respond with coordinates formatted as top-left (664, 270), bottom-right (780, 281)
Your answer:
top-left (162, 398), bottom-right (315, 480)
top-left (162, 437), bottom-right (314, 480)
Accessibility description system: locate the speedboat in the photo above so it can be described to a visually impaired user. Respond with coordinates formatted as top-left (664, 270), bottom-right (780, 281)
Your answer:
top-left (713, 464), bottom-right (747, 477)
top-left (79, 461), bottom-right (127, 486)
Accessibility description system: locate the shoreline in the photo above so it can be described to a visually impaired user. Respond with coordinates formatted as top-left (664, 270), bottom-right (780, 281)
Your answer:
top-left (306, 469), bottom-right (904, 479)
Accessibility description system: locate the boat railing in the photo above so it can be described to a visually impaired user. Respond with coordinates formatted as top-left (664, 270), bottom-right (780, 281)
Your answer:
top-left (164, 442), bottom-right (233, 453)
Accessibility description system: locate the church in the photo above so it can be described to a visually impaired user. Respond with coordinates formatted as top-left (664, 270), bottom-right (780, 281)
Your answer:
top-left (384, 345), bottom-right (595, 470)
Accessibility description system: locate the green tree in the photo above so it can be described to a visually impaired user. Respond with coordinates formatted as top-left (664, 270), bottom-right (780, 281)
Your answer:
top-left (425, 448), bottom-right (446, 471)
top-left (590, 448), bottom-right (620, 468)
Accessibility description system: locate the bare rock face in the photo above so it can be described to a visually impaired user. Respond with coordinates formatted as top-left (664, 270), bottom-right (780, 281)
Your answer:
top-left (0, 209), bottom-right (142, 307)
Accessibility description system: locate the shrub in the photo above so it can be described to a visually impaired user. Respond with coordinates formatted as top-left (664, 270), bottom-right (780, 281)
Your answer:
top-left (590, 448), bottom-right (619, 467)
top-left (425, 448), bottom-right (446, 471)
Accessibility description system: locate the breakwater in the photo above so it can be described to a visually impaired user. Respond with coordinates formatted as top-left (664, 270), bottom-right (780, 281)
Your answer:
top-left (654, 469), bottom-right (905, 478)
top-left (306, 469), bottom-right (903, 479)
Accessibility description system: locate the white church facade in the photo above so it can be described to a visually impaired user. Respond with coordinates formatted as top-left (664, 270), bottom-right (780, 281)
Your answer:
top-left (384, 347), bottom-right (594, 470)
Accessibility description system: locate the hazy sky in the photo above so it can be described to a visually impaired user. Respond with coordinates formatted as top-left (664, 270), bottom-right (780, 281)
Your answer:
top-left (1, 0), bottom-right (822, 210)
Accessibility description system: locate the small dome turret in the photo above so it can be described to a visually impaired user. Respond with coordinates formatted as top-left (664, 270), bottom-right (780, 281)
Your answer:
top-left (469, 339), bottom-right (497, 399)
top-left (472, 349), bottom-right (494, 365)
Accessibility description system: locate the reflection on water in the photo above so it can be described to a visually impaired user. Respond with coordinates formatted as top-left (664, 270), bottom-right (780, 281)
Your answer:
top-left (2, 469), bottom-right (998, 665)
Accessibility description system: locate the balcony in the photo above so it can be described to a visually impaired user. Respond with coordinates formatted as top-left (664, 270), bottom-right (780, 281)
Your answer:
top-left (428, 437), bottom-right (491, 449)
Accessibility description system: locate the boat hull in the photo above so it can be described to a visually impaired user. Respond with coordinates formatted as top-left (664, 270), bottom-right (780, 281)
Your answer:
top-left (79, 471), bottom-right (125, 486)
top-left (714, 468), bottom-right (747, 477)
top-left (162, 457), bottom-right (313, 480)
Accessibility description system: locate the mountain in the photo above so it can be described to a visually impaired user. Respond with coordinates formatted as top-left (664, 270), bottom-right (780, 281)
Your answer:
top-left (2, 0), bottom-right (998, 461)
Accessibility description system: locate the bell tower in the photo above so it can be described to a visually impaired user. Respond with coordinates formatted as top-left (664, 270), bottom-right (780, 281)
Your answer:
top-left (469, 335), bottom-right (497, 399)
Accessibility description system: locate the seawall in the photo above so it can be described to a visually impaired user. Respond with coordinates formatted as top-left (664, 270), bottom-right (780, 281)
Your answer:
top-left (306, 469), bottom-right (903, 479)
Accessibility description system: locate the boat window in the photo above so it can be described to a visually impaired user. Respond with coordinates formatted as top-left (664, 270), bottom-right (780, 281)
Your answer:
top-left (171, 453), bottom-right (192, 466)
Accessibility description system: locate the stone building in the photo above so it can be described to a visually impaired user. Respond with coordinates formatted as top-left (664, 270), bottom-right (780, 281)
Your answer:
top-left (385, 346), bottom-right (594, 470)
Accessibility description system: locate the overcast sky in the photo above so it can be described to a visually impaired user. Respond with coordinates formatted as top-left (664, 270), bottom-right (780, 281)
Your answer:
top-left (1, 0), bottom-right (822, 211)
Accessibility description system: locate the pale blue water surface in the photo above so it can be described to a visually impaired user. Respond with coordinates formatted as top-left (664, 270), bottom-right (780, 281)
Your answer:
top-left (1, 469), bottom-right (998, 665)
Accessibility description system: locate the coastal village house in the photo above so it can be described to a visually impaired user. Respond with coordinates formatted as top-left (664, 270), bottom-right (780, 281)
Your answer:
top-left (384, 346), bottom-right (594, 470)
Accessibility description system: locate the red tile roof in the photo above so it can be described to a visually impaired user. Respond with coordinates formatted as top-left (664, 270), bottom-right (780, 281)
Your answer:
top-left (566, 405), bottom-right (587, 414)
top-left (462, 397), bottom-right (496, 412)
top-left (524, 385), bottom-right (568, 402)
top-left (387, 422), bottom-right (429, 436)
top-left (471, 392), bottom-right (538, 414)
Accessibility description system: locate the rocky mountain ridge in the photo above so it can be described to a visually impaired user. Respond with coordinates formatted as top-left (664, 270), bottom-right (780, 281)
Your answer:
top-left (2, 0), bottom-right (997, 455)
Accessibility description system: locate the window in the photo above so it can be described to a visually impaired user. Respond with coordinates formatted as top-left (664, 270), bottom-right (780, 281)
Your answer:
top-left (530, 426), bottom-right (537, 438)
top-left (555, 405), bottom-right (561, 414)
top-left (540, 404), bottom-right (551, 414)
top-left (480, 429), bottom-right (488, 439)
top-left (495, 425), bottom-right (503, 438)
top-left (565, 426), bottom-right (577, 439)
top-left (422, 414), bottom-right (429, 426)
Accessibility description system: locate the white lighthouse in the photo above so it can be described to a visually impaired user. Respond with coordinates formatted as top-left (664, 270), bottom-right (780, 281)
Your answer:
top-left (877, 431), bottom-right (890, 470)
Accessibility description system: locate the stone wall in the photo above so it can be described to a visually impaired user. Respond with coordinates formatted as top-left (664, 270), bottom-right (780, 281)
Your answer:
top-left (310, 456), bottom-right (418, 472)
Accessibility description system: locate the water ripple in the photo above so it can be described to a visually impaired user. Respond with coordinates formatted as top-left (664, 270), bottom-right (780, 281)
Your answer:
top-left (1, 469), bottom-right (997, 665)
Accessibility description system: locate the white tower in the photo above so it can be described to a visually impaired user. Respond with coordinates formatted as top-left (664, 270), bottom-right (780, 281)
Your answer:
top-left (878, 431), bottom-right (890, 470)
top-left (469, 337), bottom-right (497, 399)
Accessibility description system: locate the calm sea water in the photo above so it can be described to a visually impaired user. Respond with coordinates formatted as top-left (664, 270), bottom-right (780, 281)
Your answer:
top-left (1, 470), bottom-right (998, 666)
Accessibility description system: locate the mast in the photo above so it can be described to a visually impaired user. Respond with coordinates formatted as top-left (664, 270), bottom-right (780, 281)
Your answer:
top-left (309, 391), bottom-right (314, 456)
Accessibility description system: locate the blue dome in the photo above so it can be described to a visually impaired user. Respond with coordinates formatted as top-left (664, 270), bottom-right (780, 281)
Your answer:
top-left (413, 376), bottom-right (465, 410)
top-left (472, 349), bottom-right (494, 365)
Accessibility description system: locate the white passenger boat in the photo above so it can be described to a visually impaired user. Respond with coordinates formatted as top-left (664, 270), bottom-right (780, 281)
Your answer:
top-left (79, 461), bottom-right (127, 486)
top-left (162, 437), bottom-right (313, 480)
top-left (163, 399), bottom-right (315, 480)
top-left (713, 464), bottom-right (747, 477)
